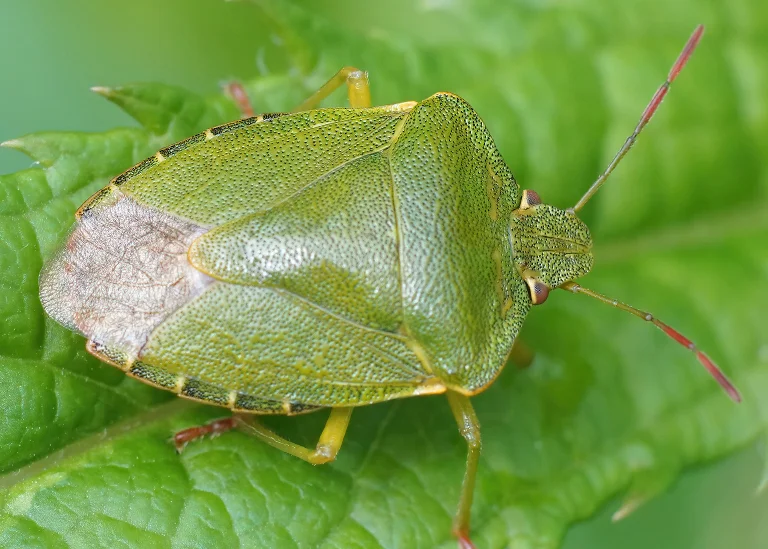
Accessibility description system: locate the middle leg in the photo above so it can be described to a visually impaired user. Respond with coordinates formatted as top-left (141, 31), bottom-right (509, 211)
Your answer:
top-left (237, 406), bottom-right (353, 464)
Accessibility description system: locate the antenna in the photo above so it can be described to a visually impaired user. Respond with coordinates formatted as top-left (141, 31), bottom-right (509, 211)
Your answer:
top-left (569, 25), bottom-right (704, 214)
top-left (560, 282), bottom-right (741, 402)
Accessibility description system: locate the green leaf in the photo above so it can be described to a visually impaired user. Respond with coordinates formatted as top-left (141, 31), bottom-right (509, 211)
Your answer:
top-left (1, 1), bottom-right (767, 548)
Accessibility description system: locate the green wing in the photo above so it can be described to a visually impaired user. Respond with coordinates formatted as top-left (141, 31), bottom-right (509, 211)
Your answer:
top-left (117, 107), bottom-right (408, 226)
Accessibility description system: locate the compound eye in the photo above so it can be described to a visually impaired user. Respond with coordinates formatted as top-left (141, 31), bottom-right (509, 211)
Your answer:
top-left (525, 277), bottom-right (550, 305)
top-left (520, 189), bottom-right (542, 209)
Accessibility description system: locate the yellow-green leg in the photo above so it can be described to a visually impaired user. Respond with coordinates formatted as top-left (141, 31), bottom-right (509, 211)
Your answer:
top-left (173, 407), bottom-right (353, 465)
top-left (237, 407), bottom-right (353, 464)
top-left (446, 391), bottom-right (481, 549)
top-left (226, 66), bottom-right (371, 119)
top-left (293, 66), bottom-right (371, 111)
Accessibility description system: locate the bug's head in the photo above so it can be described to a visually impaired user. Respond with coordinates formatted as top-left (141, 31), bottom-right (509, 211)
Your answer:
top-left (510, 189), bottom-right (593, 305)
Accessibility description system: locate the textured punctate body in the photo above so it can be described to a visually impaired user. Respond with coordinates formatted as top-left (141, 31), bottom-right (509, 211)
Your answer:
top-left (39, 93), bottom-right (528, 411)
top-left (389, 93), bottom-right (527, 392)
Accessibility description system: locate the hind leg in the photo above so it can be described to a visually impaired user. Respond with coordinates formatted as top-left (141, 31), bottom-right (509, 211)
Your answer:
top-left (173, 407), bottom-right (353, 465)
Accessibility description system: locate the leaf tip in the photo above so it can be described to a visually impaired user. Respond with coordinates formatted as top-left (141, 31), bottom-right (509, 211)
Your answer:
top-left (90, 86), bottom-right (114, 98)
top-left (1, 138), bottom-right (23, 150)
top-left (0, 137), bottom-right (39, 161)
top-left (612, 496), bottom-right (645, 522)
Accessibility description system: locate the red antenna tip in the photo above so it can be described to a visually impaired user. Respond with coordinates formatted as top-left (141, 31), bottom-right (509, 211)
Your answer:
top-left (696, 351), bottom-right (742, 403)
top-left (658, 320), bottom-right (741, 402)
top-left (670, 25), bottom-right (705, 82)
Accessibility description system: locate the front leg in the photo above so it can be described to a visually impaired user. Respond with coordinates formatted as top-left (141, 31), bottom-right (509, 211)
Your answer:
top-left (446, 391), bottom-right (482, 549)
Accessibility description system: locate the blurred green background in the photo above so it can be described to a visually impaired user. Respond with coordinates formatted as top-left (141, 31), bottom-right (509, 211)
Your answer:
top-left (1, 1), bottom-right (766, 548)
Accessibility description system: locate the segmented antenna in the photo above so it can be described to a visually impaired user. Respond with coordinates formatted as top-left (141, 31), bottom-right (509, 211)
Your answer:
top-left (561, 282), bottom-right (741, 402)
top-left (570, 25), bottom-right (705, 213)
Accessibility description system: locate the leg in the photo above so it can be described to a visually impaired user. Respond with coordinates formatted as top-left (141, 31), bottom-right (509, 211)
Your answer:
top-left (173, 416), bottom-right (238, 452)
top-left (225, 66), bottom-right (371, 120)
top-left (237, 407), bottom-right (352, 464)
top-left (509, 337), bottom-right (534, 369)
top-left (293, 66), bottom-right (371, 111)
top-left (224, 81), bottom-right (255, 118)
top-left (173, 407), bottom-right (353, 465)
top-left (446, 391), bottom-right (482, 549)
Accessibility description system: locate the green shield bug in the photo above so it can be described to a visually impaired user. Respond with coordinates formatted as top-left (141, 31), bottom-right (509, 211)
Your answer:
top-left (37, 24), bottom-right (740, 548)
